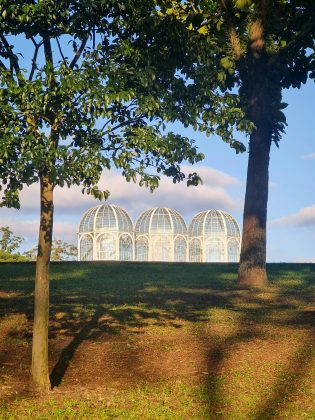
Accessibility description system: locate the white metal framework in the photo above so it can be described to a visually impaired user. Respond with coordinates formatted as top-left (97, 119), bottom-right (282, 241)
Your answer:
top-left (77, 206), bottom-right (240, 262)
top-left (188, 210), bottom-right (241, 262)
top-left (78, 204), bottom-right (134, 261)
top-left (134, 207), bottom-right (188, 262)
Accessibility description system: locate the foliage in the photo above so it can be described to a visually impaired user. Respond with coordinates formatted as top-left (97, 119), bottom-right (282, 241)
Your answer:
top-left (0, 0), bottom-right (204, 210)
top-left (155, 0), bottom-right (315, 146)
top-left (0, 249), bottom-right (28, 262)
top-left (0, 226), bottom-right (26, 261)
top-left (24, 239), bottom-right (78, 261)
top-left (0, 226), bottom-right (23, 253)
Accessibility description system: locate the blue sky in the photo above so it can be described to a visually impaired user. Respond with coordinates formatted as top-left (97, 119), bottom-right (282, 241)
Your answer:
top-left (0, 36), bottom-right (314, 261)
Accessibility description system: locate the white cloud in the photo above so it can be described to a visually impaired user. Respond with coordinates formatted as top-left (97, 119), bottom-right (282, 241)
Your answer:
top-left (2, 166), bottom-right (242, 216)
top-left (270, 204), bottom-right (315, 227)
top-left (0, 166), bottom-right (242, 246)
top-left (302, 152), bottom-right (315, 160)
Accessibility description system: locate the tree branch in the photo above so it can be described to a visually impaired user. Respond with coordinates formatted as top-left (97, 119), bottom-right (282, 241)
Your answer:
top-left (56, 37), bottom-right (66, 62)
top-left (29, 38), bottom-right (43, 81)
top-left (269, 13), bottom-right (315, 65)
top-left (0, 58), bottom-right (7, 71)
top-left (102, 115), bottom-right (144, 135)
top-left (70, 37), bottom-right (88, 69)
top-left (0, 33), bottom-right (23, 82)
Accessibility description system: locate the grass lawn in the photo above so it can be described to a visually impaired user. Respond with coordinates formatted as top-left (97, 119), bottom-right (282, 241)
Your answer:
top-left (0, 262), bottom-right (314, 419)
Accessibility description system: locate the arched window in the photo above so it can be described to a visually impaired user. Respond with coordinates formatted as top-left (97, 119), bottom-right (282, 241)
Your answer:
top-left (80, 235), bottom-right (93, 261)
top-left (228, 239), bottom-right (239, 262)
top-left (205, 239), bottom-right (225, 262)
top-left (136, 237), bottom-right (149, 261)
top-left (97, 234), bottom-right (116, 260)
top-left (189, 239), bottom-right (202, 262)
top-left (119, 234), bottom-right (133, 261)
top-left (152, 235), bottom-right (171, 261)
top-left (174, 236), bottom-right (187, 262)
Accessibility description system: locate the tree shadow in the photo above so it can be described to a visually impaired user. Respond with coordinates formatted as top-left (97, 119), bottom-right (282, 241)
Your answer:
top-left (1, 261), bottom-right (314, 416)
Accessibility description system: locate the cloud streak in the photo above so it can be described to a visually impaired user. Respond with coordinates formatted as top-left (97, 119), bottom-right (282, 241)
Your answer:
top-left (302, 152), bottom-right (315, 160)
top-left (270, 204), bottom-right (315, 227)
top-left (3, 166), bottom-right (242, 216)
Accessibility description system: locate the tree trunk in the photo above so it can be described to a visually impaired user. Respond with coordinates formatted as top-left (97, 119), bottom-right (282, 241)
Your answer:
top-left (32, 177), bottom-right (54, 391)
top-left (237, 126), bottom-right (271, 287)
top-left (237, 16), bottom-right (276, 288)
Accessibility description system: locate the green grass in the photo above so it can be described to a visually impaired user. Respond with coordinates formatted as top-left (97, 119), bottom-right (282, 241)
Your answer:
top-left (0, 262), bottom-right (314, 419)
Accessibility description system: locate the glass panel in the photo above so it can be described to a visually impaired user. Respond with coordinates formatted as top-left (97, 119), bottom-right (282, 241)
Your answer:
top-left (119, 234), bottom-right (133, 260)
top-left (174, 236), bottom-right (187, 262)
top-left (151, 208), bottom-right (172, 233)
top-left (227, 239), bottom-right (240, 262)
top-left (205, 239), bottom-right (225, 262)
top-left (95, 205), bottom-right (117, 230)
top-left (97, 234), bottom-right (116, 260)
top-left (80, 235), bottom-right (93, 261)
top-left (204, 210), bottom-right (225, 234)
top-left (116, 206), bottom-right (133, 232)
top-left (224, 213), bottom-right (240, 236)
top-left (171, 209), bottom-right (187, 235)
top-left (189, 239), bottom-right (202, 262)
top-left (136, 237), bottom-right (149, 261)
top-left (135, 210), bottom-right (151, 234)
top-left (152, 235), bottom-right (171, 261)
top-left (79, 207), bottom-right (97, 232)
top-left (189, 212), bottom-right (206, 237)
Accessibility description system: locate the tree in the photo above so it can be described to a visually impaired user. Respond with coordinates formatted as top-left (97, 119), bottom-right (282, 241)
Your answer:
top-left (0, 1), bottom-right (203, 391)
top-left (0, 226), bottom-right (26, 261)
top-left (0, 226), bottom-right (23, 253)
top-left (25, 239), bottom-right (77, 261)
top-left (154, 0), bottom-right (315, 286)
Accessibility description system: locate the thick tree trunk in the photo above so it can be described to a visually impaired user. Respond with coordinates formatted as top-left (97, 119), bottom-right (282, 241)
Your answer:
top-left (237, 16), bottom-right (276, 288)
top-left (237, 127), bottom-right (271, 287)
top-left (32, 177), bottom-right (54, 391)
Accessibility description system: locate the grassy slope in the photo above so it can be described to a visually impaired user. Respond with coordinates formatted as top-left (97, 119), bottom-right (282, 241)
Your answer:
top-left (0, 262), bottom-right (314, 419)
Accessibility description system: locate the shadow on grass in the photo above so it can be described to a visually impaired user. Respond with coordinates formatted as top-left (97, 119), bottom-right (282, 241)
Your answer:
top-left (0, 261), bottom-right (314, 416)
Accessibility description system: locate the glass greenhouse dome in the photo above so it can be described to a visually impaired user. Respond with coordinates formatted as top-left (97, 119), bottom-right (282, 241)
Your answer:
top-left (77, 204), bottom-right (134, 261)
top-left (188, 210), bottom-right (241, 262)
top-left (77, 205), bottom-right (240, 263)
top-left (134, 207), bottom-right (188, 262)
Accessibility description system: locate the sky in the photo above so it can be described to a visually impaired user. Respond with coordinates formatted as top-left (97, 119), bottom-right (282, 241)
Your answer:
top-left (0, 36), bottom-right (314, 261)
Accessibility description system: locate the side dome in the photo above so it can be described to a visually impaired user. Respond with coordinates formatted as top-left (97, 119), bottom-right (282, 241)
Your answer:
top-left (189, 210), bottom-right (240, 237)
top-left (135, 207), bottom-right (187, 235)
top-left (78, 204), bottom-right (133, 233)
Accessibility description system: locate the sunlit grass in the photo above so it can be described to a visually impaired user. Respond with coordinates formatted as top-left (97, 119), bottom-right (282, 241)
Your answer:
top-left (0, 262), bottom-right (314, 419)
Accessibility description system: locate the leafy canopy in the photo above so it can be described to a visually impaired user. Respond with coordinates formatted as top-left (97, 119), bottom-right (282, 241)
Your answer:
top-left (155, 0), bottom-right (315, 146)
top-left (0, 0), bottom-right (204, 209)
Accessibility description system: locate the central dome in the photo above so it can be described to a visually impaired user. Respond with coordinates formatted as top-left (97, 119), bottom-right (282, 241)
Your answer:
top-left (135, 208), bottom-right (188, 262)
top-left (135, 207), bottom-right (187, 235)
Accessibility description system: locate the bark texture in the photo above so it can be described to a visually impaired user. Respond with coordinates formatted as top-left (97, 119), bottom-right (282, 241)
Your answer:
top-left (238, 127), bottom-right (271, 287)
top-left (32, 177), bottom-right (54, 391)
top-left (237, 18), bottom-right (274, 288)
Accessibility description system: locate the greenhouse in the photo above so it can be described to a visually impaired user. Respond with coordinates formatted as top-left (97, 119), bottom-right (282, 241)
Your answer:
top-left (77, 205), bottom-right (241, 263)
top-left (188, 210), bottom-right (241, 262)
top-left (134, 207), bottom-right (188, 262)
top-left (78, 204), bottom-right (134, 261)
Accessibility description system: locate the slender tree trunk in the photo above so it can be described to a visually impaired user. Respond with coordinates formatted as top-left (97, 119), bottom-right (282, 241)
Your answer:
top-left (32, 177), bottom-right (54, 391)
top-left (237, 126), bottom-right (271, 287)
